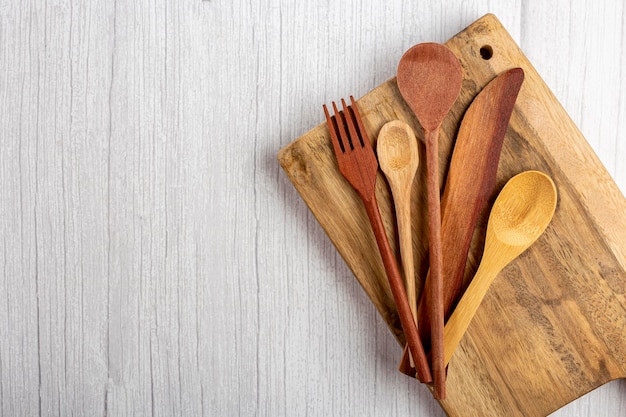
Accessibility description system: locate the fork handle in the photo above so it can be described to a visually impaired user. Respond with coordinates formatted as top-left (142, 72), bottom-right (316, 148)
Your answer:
top-left (361, 194), bottom-right (432, 383)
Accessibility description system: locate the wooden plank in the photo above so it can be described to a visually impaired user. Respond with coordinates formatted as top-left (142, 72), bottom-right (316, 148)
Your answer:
top-left (278, 14), bottom-right (626, 416)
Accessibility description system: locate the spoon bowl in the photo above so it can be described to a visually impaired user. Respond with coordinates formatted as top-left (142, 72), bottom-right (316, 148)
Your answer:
top-left (377, 121), bottom-right (417, 174)
top-left (443, 170), bottom-right (558, 366)
top-left (397, 43), bottom-right (464, 132)
top-left (490, 172), bottom-right (557, 247)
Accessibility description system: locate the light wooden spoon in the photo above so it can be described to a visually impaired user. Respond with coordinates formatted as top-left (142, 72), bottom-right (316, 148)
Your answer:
top-left (443, 170), bottom-right (558, 366)
top-left (377, 120), bottom-right (420, 364)
top-left (397, 42), bottom-right (462, 398)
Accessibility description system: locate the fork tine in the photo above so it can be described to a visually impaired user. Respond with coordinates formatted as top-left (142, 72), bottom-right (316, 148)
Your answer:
top-left (341, 99), bottom-right (360, 151)
top-left (349, 96), bottom-right (367, 148)
top-left (324, 103), bottom-right (345, 155)
top-left (333, 101), bottom-right (354, 151)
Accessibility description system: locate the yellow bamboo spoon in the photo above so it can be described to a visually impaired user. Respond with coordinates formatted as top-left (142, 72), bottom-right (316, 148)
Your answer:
top-left (376, 120), bottom-right (420, 365)
top-left (443, 170), bottom-right (558, 366)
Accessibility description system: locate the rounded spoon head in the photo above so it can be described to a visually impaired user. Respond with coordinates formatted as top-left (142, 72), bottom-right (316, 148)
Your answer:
top-left (397, 43), bottom-right (463, 132)
top-left (489, 170), bottom-right (558, 250)
top-left (377, 120), bottom-right (419, 179)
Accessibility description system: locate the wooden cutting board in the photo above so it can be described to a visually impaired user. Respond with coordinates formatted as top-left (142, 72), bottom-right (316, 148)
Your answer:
top-left (277, 14), bottom-right (626, 417)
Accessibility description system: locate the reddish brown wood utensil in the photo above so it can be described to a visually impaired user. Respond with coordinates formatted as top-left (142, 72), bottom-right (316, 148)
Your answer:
top-left (397, 43), bottom-right (462, 399)
top-left (399, 67), bottom-right (525, 375)
top-left (323, 97), bottom-right (432, 383)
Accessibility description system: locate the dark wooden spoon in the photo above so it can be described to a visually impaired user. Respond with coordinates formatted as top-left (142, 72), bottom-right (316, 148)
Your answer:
top-left (397, 42), bottom-right (462, 399)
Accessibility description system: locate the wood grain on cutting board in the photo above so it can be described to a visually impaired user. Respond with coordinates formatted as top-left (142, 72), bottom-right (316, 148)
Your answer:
top-left (278, 14), bottom-right (626, 417)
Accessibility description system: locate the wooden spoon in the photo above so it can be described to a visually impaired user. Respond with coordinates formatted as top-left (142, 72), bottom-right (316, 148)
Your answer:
top-left (397, 42), bottom-right (462, 399)
top-left (377, 120), bottom-right (420, 364)
top-left (443, 170), bottom-right (558, 366)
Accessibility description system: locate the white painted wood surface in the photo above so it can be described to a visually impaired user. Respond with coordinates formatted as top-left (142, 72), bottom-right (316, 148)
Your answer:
top-left (0, 1), bottom-right (624, 416)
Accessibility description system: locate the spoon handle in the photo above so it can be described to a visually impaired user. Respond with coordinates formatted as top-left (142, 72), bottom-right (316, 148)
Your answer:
top-left (361, 194), bottom-right (432, 383)
top-left (389, 184), bottom-right (419, 352)
top-left (392, 187), bottom-right (417, 323)
top-left (425, 128), bottom-right (446, 399)
top-left (443, 260), bottom-right (498, 366)
top-left (393, 187), bottom-right (418, 368)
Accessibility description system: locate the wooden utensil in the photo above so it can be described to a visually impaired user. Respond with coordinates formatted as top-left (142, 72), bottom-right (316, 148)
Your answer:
top-left (323, 97), bottom-right (432, 383)
top-left (444, 170), bottom-right (557, 365)
top-left (377, 120), bottom-right (420, 366)
top-left (399, 67), bottom-right (525, 375)
top-left (397, 42), bottom-right (462, 399)
top-left (279, 14), bottom-right (626, 416)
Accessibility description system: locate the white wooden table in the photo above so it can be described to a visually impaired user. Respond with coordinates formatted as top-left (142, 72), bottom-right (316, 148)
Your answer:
top-left (1, 1), bottom-right (624, 416)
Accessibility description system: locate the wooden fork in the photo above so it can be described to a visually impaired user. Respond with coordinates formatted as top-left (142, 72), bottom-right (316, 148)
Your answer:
top-left (323, 96), bottom-right (432, 383)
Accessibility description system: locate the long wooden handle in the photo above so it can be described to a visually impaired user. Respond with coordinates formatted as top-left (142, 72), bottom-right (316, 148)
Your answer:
top-left (393, 187), bottom-right (417, 323)
top-left (362, 195), bottom-right (432, 383)
top-left (395, 188), bottom-right (417, 368)
top-left (426, 129), bottom-right (445, 399)
top-left (443, 262), bottom-right (497, 365)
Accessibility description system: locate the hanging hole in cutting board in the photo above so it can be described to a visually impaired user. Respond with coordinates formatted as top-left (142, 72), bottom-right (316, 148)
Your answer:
top-left (480, 45), bottom-right (493, 60)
